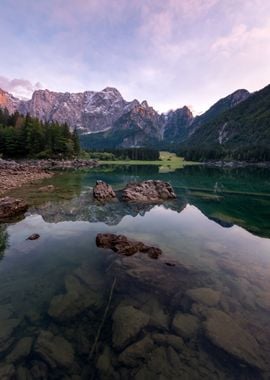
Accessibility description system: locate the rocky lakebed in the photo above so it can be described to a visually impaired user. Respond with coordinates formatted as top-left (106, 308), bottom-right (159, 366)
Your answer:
top-left (0, 169), bottom-right (270, 380)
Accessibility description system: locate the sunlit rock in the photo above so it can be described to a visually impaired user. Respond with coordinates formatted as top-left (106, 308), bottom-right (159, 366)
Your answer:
top-left (122, 180), bottom-right (176, 203)
top-left (93, 180), bottom-right (116, 201)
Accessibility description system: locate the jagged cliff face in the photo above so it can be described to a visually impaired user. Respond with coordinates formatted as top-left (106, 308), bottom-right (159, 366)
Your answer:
top-left (0, 86), bottom-right (251, 148)
top-left (163, 106), bottom-right (194, 143)
top-left (0, 89), bottom-right (22, 114)
top-left (0, 87), bottom-right (141, 133)
top-left (112, 100), bottom-right (163, 147)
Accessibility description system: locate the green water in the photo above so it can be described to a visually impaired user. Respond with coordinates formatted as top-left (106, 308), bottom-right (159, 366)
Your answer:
top-left (0, 165), bottom-right (270, 379)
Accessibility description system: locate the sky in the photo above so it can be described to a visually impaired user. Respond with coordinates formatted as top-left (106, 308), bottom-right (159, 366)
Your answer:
top-left (0, 0), bottom-right (270, 114)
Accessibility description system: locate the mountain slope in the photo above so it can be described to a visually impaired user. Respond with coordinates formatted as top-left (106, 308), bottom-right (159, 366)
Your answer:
top-left (0, 87), bottom-right (140, 134)
top-left (182, 84), bottom-right (270, 161)
top-left (163, 106), bottom-right (194, 143)
top-left (80, 101), bottom-right (163, 149)
top-left (191, 89), bottom-right (250, 131)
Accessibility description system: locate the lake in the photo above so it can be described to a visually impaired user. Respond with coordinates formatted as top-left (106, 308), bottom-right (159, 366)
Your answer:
top-left (0, 164), bottom-right (270, 379)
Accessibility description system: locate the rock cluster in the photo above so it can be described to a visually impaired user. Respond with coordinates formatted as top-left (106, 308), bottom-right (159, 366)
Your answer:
top-left (0, 158), bottom-right (98, 195)
top-left (0, 197), bottom-right (28, 221)
top-left (96, 233), bottom-right (162, 259)
top-left (122, 180), bottom-right (176, 202)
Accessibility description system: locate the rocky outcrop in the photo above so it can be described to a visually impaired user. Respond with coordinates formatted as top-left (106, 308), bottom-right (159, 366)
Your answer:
top-left (96, 233), bottom-right (162, 259)
top-left (0, 197), bottom-right (28, 221)
top-left (122, 180), bottom-right (176, 203)
top-left (93, 180), bottom-right (116, 201)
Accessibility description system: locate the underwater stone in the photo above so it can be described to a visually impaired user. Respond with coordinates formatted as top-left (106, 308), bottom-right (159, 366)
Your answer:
top-left (6, 337), bottom-right (33, 363)
top-left (119, 335), bottom-right (154, 367)
top-left (172, 313), bottom-right (200, 339)
top-left (35, 330), bottom-right (74, 368)
top-left (0, 319), bottom-right (20, 353)
top-left (203, 309), bottom-right (266, 370)
top-left (0, 363), bottom-right (15, 380)
top-left (185, 287), bottom-right (221, 307)
top-left (112, 305), bottom-right (150, 350)
top-left (152, 333), bottom-right (184, 352)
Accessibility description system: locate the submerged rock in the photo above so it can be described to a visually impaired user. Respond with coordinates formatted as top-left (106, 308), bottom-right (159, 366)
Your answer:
top-left (0, 363), bottom-right (15, 380)
top-left (122, 180), bottom-right (176, 203)
top-left (6, 337), bottom-right (33, 363)
top-left (0, 197), bottom-right (28, 221)
top-left (152, 333), bottom-right (184, 352)
top-left (26, 233), bottom-right (40, 241)
top-left (112, 305), bottom-right (150, 350)
top-left (93, 180), bottom-right (116, 201)
top-left (48, 274), bottom-right (103, 321)
top-left (96, 346), bottom-right (119, 380)
top-left (35, 330), bottom-right (74, 368)
top-left (119, 335), bottom-right (154, 367)
top-left (172, 313), bottom-right (200, 339)
top-left (96, 233), bottom-right (162, 259)
top-left (185, 287), bottom-right (221, 307)
top-left (38, 185), bottom-right (55, 192)
top-left (0, 318), bottom-right (20, 353)
top-left (203, 309), bottom-right (266, 370)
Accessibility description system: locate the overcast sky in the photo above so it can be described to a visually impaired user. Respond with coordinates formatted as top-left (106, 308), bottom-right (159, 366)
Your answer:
top-left (0, 0), bottom-right (270, 114)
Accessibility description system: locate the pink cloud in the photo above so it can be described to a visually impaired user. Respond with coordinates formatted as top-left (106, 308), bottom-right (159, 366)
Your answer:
top-left (0, 76), bottom-right (43, 98)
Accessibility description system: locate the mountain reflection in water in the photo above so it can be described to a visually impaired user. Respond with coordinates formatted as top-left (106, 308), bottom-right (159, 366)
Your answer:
top-left (0, 164), bottom-right (270, 380)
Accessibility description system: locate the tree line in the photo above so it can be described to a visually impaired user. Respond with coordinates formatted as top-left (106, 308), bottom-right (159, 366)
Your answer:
top-left (86, 148), bottom-right (160, 161)
top-left (177, 144), bottom-right (270, 162)
top-left (0, 108), bottom-right (80, 158)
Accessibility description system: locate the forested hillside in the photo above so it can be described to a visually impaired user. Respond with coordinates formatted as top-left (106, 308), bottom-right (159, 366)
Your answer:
top-left (178, 85), bottom-right (270, 162)
top-left (0, 108), bottom-right (80, 158)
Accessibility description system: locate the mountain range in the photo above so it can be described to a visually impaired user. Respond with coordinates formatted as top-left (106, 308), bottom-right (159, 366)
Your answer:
top-left (0, 84), bottom-right (269, 156)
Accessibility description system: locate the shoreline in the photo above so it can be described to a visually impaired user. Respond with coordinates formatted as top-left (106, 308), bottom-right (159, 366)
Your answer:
top-left (0, 159), bottom-right (98, 196)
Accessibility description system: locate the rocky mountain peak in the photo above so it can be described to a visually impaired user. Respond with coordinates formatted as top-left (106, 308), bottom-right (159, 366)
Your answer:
top-left (163, 105), bottom-right (194, 142)
top-left (0, 88), bottom-right (22, 114)
top-left (227, 89), bottom-right (250, 107)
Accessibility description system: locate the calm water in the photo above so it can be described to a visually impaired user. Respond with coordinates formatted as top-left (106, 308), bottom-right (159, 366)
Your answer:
top-left (0, 165), bottom-right (270, 379)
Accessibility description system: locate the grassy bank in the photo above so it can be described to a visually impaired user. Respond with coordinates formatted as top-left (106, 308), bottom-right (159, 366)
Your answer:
top-left (99, 151), bottom-right (198, 171)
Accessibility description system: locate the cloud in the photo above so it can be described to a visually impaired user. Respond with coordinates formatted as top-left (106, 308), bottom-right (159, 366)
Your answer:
top-left (0, 76), bottom-right (43, 98)
top-left (211, 23), bottom-right (270, 56)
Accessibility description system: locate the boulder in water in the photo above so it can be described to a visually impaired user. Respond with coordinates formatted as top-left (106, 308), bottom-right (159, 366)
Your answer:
top-left (93, 180), bottom-right (116, 201)
top-left (0, 197), bottom-right (28, 221)
top-left (122, 180), bottom-right (176, 203)
top-left (96, 233), bottom-right (162, 259)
